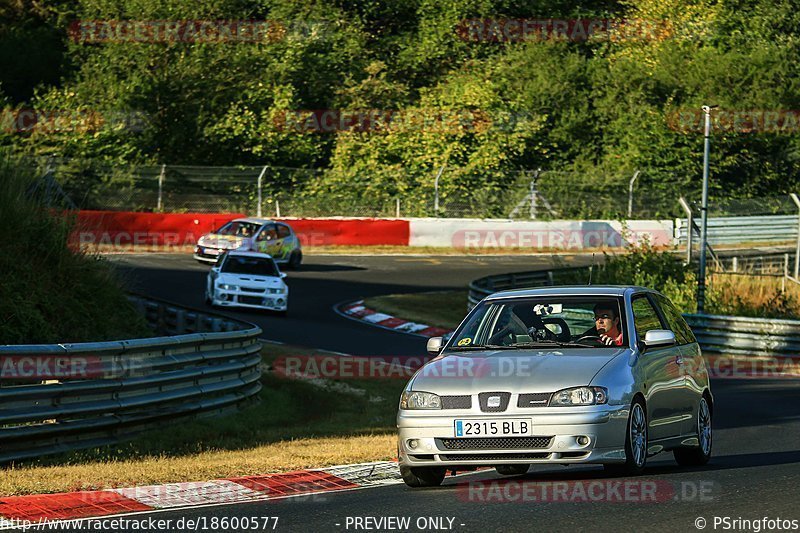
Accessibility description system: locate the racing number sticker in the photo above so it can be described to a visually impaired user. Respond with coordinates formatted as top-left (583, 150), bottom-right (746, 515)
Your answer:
top-left (457, 337), bottom-right (472, 346)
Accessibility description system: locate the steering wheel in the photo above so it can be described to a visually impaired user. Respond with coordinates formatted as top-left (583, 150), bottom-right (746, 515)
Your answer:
top-left (543, 318), bottom-right (571, 342)
top-left (574, 335), bottom-right (607, 346)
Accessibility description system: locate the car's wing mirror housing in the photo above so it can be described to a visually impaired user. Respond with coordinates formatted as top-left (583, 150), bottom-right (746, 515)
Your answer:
top-left (427, 336), bottom-right (443, 355)
top-left (641, 329), bottom-right (676, 350)
top-left (279, 272), bottom-right (287, 279)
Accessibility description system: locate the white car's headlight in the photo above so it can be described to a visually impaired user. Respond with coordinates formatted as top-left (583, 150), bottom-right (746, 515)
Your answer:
top-left (218, 284), bottom-right (238, 291)
top-left (549, 386), bottom-right (608, 406)
top-left (400, 391), bottom-right (442, 410)
top-left (268, 288), bottom-right (287, 294)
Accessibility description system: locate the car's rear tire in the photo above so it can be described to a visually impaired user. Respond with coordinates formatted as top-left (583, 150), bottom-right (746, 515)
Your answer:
top-left (495, 465), bottom-right (529, 476)
top-left (288, 250), bottom-right (302, 270)
top-left (400, 466), bottom-right (446, 488)
top-left (605, 397), bottom-right (648, 476)
top-left (674, 395), bottom-right (712, 466)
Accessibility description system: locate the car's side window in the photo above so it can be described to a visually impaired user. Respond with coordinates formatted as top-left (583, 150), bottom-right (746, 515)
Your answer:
top-left (631, 295), bottom-right (664, 341)
top-left (277, 224), bottom-right (291, 239)
top-left (257, 224), bottom-right (278, 242)
top-left (654, 295), bottom-right (697, 345)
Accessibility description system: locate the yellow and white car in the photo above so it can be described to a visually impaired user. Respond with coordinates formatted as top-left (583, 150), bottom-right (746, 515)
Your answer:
top-left (194, 218), bottom-right (302, 268)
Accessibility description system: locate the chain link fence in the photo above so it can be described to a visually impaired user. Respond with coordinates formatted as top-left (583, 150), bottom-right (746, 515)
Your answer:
top-left (37, 158), bottom-right (774, 220)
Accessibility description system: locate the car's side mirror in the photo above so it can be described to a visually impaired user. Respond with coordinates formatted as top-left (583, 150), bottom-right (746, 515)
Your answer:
top-left (641, 329), bottom-right (676, 350)
top-left (426, 336), bottom-right (443, 355)
top-left (279, 272), bottom-right (287, 279)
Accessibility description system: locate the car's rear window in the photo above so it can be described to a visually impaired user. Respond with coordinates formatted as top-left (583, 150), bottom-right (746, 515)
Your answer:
top-left (221, 256), bottom-right (279, 277)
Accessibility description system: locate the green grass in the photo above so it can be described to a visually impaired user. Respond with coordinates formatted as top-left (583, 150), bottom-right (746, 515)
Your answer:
top-left (363, 290), bottom-right (469, 330)
top-left (0, 154), bottom-right (150, 343)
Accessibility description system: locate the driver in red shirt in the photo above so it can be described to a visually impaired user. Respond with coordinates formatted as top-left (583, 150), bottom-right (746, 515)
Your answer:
top-left (593, 303), bottom-right (624, 346)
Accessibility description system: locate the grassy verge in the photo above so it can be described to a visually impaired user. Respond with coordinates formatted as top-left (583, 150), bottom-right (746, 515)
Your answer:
top-left (0, 342), bottom-right (405, 496)
top-left (363, 291), bottom-right (468, 330)
top-left (0, 154), bottom-right (150, 343)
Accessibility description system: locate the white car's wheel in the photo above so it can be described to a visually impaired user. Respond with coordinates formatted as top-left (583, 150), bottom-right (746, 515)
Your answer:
top-left (400, 465), bottom-right (446, 488)
top-left (674, 395), bottom-right (712, 466)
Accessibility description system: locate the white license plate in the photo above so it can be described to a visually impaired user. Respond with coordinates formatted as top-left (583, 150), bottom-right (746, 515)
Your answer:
top-left (206, 248), bottom-right (221, 255)
top-left (454, 419), bottom-right (532, 438)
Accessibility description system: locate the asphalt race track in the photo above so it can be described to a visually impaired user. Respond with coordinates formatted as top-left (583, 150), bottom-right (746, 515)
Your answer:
top-left (103, 253), bottom-right (800, 533)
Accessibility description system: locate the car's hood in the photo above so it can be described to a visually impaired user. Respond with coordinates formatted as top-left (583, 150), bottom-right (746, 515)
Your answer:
top-left (200, 234), bottom-right (251, 250)
top-left (216, 272), bottom-right (284, 287)
top-left (410, 348), bottom-right (627, 394)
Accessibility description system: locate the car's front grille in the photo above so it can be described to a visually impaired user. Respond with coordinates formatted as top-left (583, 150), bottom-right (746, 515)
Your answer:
top-left (440, 452), bottom-right (551, 461)
top-left (437, 437), bottom-right (553, 450)
top-left (238, 296), bottom-right (264, 305)
top-left (441, 395), bottom-right (472, 409)
top-left (517, 393), bottom-right (552, 407)
top-left (478, 392), bottom-right (510, 412)
top-left (240, 287), bottom-right (265, 293)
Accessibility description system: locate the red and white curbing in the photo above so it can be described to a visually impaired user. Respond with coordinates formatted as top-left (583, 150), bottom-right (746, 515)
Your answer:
top-left (0, 462), bottom-right (403, 526)
top-left (338, 300), bottom-right (452, 338)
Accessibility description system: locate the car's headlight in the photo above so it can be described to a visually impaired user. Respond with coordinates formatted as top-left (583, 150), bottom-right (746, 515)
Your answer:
top-left (549, 386), bottom-right (608, 406)
top-left (218, 284), bottom-right (238, 291)
top-left (400, 391), bottom-right (442, 410)
top-left (268, 288), bottom-right (287, 294)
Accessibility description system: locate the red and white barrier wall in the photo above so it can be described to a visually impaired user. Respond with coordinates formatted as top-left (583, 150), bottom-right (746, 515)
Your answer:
top-left (71, 211), bottom-right (674, 249)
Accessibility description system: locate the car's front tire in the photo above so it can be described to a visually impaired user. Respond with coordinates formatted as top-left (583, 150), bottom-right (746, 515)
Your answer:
top-left (400, 465), bottom-right (446, 488)
top-left (674, 395), bottom-right (712, 466)
top-left (288, 250), bottom-right (302, 270)
top-left (605, 397), bottom-right (648, 476)
top-left (495, 465), bottom-right (529, 476)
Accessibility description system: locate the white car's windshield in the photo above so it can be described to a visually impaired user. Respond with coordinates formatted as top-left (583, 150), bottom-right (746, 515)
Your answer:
top-left (221, 256), bottom-right (279, 277)
top-left (449, 296), bottom-right (626, 350)
top-left (215, 221), bottom-right (260, 238)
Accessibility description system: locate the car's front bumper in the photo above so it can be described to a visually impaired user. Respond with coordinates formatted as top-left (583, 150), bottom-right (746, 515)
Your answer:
top-left (194, 246), bottom-right (226, 263)
top-left (211, 288), bottom-right (288, 311)
top-left (397, 404), bottom-right (630, 467)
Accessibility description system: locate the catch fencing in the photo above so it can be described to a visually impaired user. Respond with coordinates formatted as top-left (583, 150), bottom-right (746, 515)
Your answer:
top-left (0, 295), bottom-right (262, 463)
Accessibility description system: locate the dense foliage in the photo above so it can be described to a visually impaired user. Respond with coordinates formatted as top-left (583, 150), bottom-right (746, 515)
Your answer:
top-left (2, 0), bottom-right (800, 210)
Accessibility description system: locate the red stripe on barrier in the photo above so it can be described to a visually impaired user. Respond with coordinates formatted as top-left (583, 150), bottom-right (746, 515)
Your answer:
top-left (377, 317), bottom-right (407, 328)
top-left (229, 470), bottom-right (358, 497)
top-left (72, 211), bottom-right (245, 246)
top-left (0, 491), bottom-right (151, 521)
top-left (278, 218), bottom-right (409, 246)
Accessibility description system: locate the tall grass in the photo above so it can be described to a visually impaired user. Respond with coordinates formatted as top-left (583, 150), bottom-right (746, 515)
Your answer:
top-left (0, 154), bottom-right (150, 344)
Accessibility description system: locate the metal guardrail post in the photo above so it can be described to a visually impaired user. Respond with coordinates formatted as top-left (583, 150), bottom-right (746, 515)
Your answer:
top-left (790, 193), bottom-right (800, 278)
top-left (256, 166), bottom-right (267, 218)
top-left (627, 170), bottom-right (640, 218)
top-left (157, 164), bottom-right (165, 211)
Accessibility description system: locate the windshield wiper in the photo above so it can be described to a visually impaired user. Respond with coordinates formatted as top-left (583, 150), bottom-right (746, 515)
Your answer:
top-left (448, 344), bottom-right (518, 351)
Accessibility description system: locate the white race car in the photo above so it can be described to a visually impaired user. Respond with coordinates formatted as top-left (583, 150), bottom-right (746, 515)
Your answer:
top-left (204, 251), bottom-right (289, 315)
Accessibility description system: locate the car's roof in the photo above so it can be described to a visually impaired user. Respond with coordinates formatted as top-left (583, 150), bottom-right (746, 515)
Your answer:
top-left (224, 250), bottom-right (274, 259)
top-left (232, 217), bottom-right (284, 225)
top-left (486, 285), bottom-right (657, 300)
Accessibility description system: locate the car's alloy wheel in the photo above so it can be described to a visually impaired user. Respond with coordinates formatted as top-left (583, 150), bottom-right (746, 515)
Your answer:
top-left (495, 465), bottom-right (529, 476)
top-left (605, 398), bottom-right (647, 476)
top-left (400, 466), bottom-right (446, 488)
top-left (674, 396), bottom-right (712, 466)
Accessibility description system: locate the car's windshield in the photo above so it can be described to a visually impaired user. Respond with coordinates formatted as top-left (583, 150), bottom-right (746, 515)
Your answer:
top-left (220, 255), bottom-right (279, 277)
top-left (448, 296), bottom-right (626, 350)
top-left (215, 221), bottom-right (261, 238)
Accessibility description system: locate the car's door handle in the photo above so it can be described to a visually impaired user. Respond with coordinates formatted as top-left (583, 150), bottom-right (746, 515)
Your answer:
top-left (675, 355), bottom-right (684, 365)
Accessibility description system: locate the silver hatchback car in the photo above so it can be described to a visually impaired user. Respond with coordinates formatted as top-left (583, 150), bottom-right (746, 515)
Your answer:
top-left (194, 218), bottom-right (302, 268)
top-left (397, 286), bottom-right (712, 487)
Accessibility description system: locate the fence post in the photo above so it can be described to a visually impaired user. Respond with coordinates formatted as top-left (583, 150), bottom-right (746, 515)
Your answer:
top-left (784, 253), bottom-right (789, 293)
top-left (396, 198), bottom-right (400, 218)
top-left (529, 169), bottom-right (540, 219)
top-left (790, 193), bottom-right (800, 278)
top-left (732, 256), bottom-right (738, 273)
top-left (157, 164), bottom-right (165, 211)
top-left (627, 170), bottom-right (640, 218)
top-left (256, 166), bottom-right (267, 218)
top-left (275, 200), bottom-right (281, 218)
top-left (678, 197), bottom-right (693, 265)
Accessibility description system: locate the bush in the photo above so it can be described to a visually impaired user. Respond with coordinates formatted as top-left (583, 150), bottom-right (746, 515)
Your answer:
top-left (0, 154), bottom-right (151, 344)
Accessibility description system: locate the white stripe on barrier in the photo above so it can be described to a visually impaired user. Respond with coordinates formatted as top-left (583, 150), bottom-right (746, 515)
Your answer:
top-left (111, 480), bottom-right (263, 509)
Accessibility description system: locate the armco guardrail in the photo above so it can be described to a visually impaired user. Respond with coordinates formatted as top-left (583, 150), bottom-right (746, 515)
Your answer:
top-left (675, 215), bottom-right (798, 246)
top-left (469, 270), bottom-right (800, 361)
top-left (0, 295), bottom-right (262, 464)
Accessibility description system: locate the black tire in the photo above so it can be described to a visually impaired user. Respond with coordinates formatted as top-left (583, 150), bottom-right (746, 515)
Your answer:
top-left (495, 465), bottom-right (529, 476)
top-left (674, 395), bottom-right (712, 466)
top-left (288, 250), bottom-right (302, 270)
top-left (605, 397), bottom-right (648, 476)
top-left (400, 466), bottom-right (446, 488)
